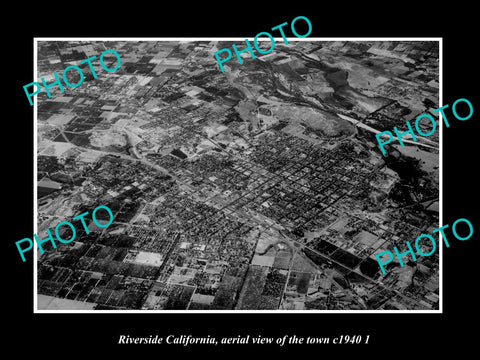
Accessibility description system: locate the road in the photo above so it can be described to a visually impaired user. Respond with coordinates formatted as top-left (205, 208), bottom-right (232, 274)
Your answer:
top-left (336, 113), bottom-right (438, 150)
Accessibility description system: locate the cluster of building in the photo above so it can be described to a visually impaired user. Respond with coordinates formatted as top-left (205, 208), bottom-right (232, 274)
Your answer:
top-left (36, 40), bottom-right (440, 311)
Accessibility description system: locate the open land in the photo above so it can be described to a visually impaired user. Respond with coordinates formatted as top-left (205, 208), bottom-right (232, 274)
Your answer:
top-left (36, 40), bottom-right (439, 310)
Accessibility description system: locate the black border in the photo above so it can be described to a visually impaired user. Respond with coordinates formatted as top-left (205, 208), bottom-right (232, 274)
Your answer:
top-left (6, 4), bottom-right (479, 356)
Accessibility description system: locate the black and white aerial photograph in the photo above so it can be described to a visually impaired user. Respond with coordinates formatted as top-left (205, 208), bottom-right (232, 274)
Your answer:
top-left (35, 40), bottom-right (440, 311)
top-left (5, 4), bottom-right (480, 357)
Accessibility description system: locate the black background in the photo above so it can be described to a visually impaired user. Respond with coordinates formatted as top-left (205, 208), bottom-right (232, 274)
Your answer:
top-left (5, 2), bottom-right (478, 356)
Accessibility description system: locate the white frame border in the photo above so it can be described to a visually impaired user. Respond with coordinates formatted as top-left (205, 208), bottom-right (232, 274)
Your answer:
top-left (33, 37), bottom-right (443, 314)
